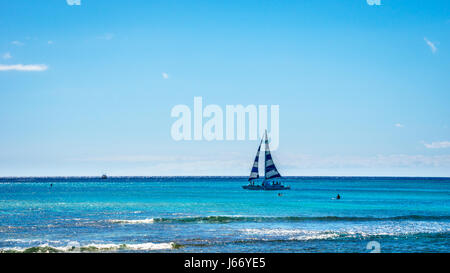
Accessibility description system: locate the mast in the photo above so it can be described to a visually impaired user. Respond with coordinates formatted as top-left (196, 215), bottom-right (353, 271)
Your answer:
top-left (264, 130), bottom-right (281, 180)
top-left (248, 138), bottom-right (263, 181)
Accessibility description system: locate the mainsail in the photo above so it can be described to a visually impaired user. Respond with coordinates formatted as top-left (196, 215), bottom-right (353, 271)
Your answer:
top-left (264, 131), bottom-right (281, 180)
top-left (248, 138), bottom-right (263, 181)
top-left (243, 131), bottom-right (289, 190)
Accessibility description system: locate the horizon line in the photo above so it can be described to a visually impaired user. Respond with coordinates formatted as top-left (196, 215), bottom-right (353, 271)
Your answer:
top-left (1, 175), bottom-right (449, 179)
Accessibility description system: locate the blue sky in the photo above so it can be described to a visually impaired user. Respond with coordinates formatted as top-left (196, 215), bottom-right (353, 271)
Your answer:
top-left (0, 0), bottom-right (449, 176)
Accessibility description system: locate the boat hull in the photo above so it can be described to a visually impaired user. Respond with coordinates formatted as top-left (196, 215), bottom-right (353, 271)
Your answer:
top-left (242, 185), bottom-right (263, 190)
top-left (262, 185), bottom-right (290, 191)
top-left (242, 184), bottom-right (290, 191)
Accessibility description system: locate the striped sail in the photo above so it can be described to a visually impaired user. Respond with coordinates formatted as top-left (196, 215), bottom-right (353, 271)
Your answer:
top-left (264, 131), bottom-right (281, 180)
top-left (248, 138), bottom-right (263, 181)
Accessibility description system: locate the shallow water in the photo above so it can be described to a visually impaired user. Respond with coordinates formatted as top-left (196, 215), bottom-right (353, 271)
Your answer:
top-left (0, 176), bottom-right (449, 253)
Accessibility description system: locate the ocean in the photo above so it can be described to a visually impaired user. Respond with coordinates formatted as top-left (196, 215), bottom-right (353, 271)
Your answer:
top-left (0, 176), bottom-right (449, 253)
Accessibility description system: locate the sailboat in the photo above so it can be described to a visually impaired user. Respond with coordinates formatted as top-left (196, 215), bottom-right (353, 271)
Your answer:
top-left (242, 130), bottom-right (290, 190)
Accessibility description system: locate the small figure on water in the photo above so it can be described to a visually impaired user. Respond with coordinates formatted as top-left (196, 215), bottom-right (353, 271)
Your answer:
top-left (336, 194), bottom-right (341, 200)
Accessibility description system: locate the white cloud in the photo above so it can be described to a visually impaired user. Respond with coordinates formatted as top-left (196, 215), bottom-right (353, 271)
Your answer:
top-left (66, 0), bottom-right (81, 6)
top-left (162, 72), bottom-right (169, 79)
top-left (98, 33), bottom-right (114, 40)
top-left (2, 52), bottom-right (12, 60)
top-left (424, 37), bottom-right (437, 54)
top-left (78, 155), bottom-right (206, 163)
top-left (366, 0), bottom-right (381, 6)
top-left (0, 64), bottom-right (48, 72)
top-left (71, 154), bottom-right (244, 175)
top-left (394, 123), bottom-right (404, 128)
top-left (72, 152), bottom-right (450, 176)
top-left (281, 154), bottom-right (450, 170)
top-left (11, 41), bottom-right (24, 46)
top-left (423, 141), bottom-right (450, 149)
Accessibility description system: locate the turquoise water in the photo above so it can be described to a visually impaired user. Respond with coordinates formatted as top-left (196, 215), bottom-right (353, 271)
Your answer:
top-left (0, 177), bottom-right (449, 253)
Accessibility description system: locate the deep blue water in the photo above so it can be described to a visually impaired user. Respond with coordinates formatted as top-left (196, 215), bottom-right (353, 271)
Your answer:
top-left (0, 176), bottom-right (449, 253)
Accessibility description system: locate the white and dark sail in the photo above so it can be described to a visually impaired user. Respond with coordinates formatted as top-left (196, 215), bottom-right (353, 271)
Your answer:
top-left (248, 138), bottom-right (263, 181)
top-left (264, 131), bottom-right (281, 180)
top-left (243, 130), bottom-right (289, 190)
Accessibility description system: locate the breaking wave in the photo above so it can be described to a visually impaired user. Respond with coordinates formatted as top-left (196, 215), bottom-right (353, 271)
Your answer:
top-left (240, 222), bottom-right (450, 240)
top-left (107, 215), bottom-right (450, 224)
top-left (0, 241), bottom-right (179, 253)
top-left (108, 218), bottom-right (155, 224)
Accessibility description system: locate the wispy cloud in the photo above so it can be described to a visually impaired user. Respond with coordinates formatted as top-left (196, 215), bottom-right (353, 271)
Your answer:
top-left (77, 155), bottom-right (207, 163)
top-left (11, 41), bottom-right (24, 46)
top-left (394, 123), bottom-right (404, 128)
top-left (281, 154), bottom-right (450, 169)
top-left (2, 52), bottom-right (12, 60)
top-left (66, 0), bottom-right (81, 6)
top-left (162, 72), bottom-right (169, 79)
top-left (424, 37), bottom-right (437, 54)
top-left (423, 141), bottom-right (450, 149)
top-left (0, 64), bottom-right (48, 72)
top-left (71, 152), bottom-right (450, 176)
top-left (366, 0), bottom-right (381, 6)
top-left (98, 33), bottom-right (114, 40)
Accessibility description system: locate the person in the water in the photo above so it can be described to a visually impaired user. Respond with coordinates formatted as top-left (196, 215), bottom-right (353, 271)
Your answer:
top-left (336, 194), bottom-right (341, 200)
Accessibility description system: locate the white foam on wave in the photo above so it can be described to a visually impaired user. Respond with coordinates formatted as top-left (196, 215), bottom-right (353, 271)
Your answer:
top-left (78, 242), bottom-right (174, 250)
top-left (107, 218), bottom-right (155, 224)
top-left (241, 228), bottom-right (339, 240)
top-left (0, 241), bottom-right (176, 252)
top-left (240, 221), bottom-right (450, 240)
top-left (340, 221), bottom-right (450, 237)
top-left (119, 242), bottom-right (174, 250)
